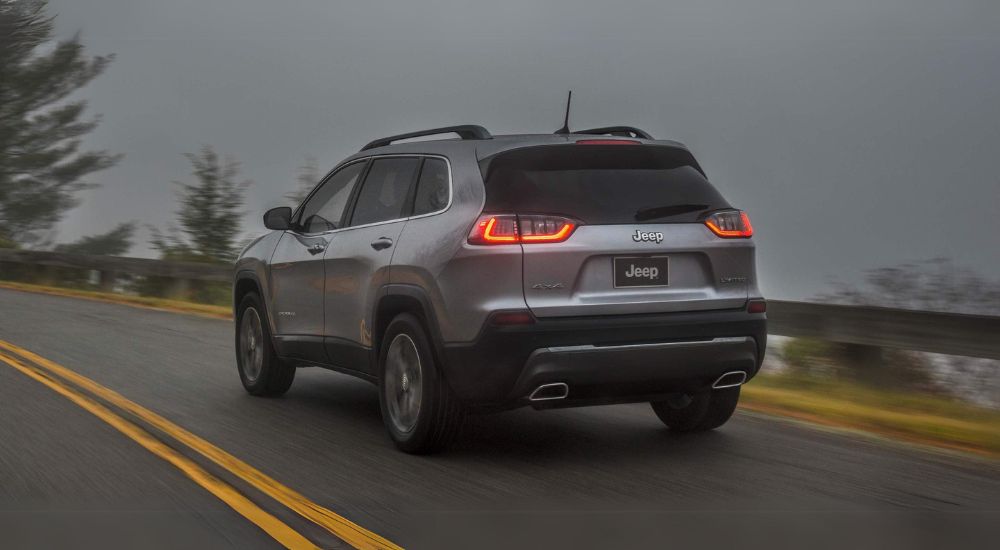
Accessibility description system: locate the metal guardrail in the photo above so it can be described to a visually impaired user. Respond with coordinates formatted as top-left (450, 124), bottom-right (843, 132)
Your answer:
top-left (1, 249), bottom-right (997, 359)
top-left (0, 248), bottom-right (230, 282)
top-left (769, 300), bottom-right (1000, 360)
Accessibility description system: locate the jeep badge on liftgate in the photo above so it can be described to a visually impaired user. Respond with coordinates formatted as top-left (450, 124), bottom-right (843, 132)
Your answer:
top-left (632, 229), bottom-right (664, 243)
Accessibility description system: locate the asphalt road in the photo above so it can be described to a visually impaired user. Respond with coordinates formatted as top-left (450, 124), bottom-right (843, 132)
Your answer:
top-left (1, 287), bottom-right (998, 549)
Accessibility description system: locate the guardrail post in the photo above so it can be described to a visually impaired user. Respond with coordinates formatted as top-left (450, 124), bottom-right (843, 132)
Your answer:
top-left (165, 278), bottom-right (192, 300)
top-left (838, 343), bottom-right (889, 385)
top-left (37, 264), bottom-right (58, 286)
top-left (98, 269), bottom-right (117, 292)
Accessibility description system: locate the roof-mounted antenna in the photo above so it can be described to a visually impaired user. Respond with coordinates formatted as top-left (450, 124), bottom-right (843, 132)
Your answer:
top-left (554, 91), bottom-right (572, 134)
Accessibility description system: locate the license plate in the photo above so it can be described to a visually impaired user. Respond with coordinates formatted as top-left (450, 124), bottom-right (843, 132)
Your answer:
top-left (614, 256), bottom-right (669, 288)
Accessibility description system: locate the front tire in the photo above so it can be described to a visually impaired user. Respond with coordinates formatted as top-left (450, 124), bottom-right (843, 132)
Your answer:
top-left (378, 313), bottom-right (465, 453)
top-left (651, 386), bottom-right (741, 432)
top-left (235, 292), bottom-right (295, 396)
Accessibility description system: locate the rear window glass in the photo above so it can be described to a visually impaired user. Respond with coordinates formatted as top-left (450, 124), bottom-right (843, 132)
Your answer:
top-left (481, 145), bottom-right (729, 224)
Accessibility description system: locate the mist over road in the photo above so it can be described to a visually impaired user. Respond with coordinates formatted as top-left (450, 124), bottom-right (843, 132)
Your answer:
top-left (1, 288), bottom-right (997, 548)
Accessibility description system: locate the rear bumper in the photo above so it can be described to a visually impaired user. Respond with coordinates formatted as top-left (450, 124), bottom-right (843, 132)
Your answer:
top-left (440, 308), bottom-right (766, 409)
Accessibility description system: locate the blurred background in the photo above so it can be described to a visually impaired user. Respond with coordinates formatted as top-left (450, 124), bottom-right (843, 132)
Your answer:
top-left (1, 0), bottom-right (998, 459)
top-left (2, 2), bottom-right (999, 548)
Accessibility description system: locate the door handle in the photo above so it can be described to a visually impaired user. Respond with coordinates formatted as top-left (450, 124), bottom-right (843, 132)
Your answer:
top-left (370, 237), bottom-right (393, 251)
top-left (307, 242), bottom-right (327, 255)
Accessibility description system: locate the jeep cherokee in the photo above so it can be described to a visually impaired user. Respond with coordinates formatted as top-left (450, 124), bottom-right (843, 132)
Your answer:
top-left (234, 124), bottom-right (766, 453)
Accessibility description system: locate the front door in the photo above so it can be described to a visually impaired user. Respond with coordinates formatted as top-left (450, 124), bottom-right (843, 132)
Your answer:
top-left (269, 231), bottom-right (329, 337)
top-left (268, 159), bottom-right (367, 360)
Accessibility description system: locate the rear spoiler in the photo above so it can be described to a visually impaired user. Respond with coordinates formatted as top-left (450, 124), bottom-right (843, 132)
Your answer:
top-left (570, 126), bottom-right (653, 139)
top-left (478, 141), bottom-right (706, 179)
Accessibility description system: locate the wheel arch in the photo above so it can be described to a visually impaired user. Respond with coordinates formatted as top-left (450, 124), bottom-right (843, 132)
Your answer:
top-left (372, 285), bottom-right (447, 374)
top-left (234, 270), bottom-right (277, 334)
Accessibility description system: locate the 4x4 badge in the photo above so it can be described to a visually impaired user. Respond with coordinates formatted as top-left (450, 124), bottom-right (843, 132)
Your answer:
top-left (531, 282), bottom-right (565, 290)
top-left (632, 230), bottom-right (663, 243)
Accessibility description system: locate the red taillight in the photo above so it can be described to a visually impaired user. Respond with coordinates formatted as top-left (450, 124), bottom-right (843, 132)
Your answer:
top-left (468, 214), bottom-right (578, 245)
top-left (473, 214), bottom-right (519, 244)
top-left (519, 214), bottom-right (576, 242)
top-left (575, 139), bottom-right (641, 146)
top-left (748, 299), bottom-right (766, 314)
top-left (705, 210), bottom-right (753, 238)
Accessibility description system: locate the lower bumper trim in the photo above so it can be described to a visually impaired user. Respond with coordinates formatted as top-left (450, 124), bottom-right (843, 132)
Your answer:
top-left (511, 336), bottom-right (758, 406)
top-left (440, 308), bottom-right (766, 407)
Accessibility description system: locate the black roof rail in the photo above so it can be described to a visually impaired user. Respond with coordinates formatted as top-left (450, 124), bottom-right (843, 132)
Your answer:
top-left (360, 124), bottom-right (492, 151)
top-left (571, 126), bottom-right (653, 140)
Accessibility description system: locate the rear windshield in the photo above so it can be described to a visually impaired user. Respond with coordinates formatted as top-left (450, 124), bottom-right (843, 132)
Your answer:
top-left (480, 145), bottom-right (729, 224)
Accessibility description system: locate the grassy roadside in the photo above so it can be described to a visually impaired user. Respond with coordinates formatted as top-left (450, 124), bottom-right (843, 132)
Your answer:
top-left (2, 280), bottom-right (998, 459)
top-left (0, 281), bottom-right (231, 320)
top-left (741, 374), bottom-right (1000, 459)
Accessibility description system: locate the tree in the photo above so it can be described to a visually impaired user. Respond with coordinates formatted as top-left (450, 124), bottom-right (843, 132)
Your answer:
top-left (285, 155), bottom-right (319, 205)
top-left (54, 221), bottom-right (134, 256)
top-left (0, 0), bottom-right (121, 248)
top-left (151, 146), bottom-right (251, 262)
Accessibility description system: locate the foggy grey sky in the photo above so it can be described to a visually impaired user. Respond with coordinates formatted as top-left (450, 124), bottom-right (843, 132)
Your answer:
top-left (46, 0), bottom-right (1000, 299)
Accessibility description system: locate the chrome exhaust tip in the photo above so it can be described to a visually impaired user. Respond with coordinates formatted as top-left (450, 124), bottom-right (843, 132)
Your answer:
top-left (529, 382), bottom-right (569, 401)
top-left (712, 371), bottom-right (747, 389)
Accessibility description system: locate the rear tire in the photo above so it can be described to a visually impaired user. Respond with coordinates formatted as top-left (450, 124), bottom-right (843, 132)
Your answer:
top-left (378, 313), bottom-right (465, 453)
top-left (651, 386), bottom-right (740, 432)
top-left (235, 292), bottom-right (295, 396)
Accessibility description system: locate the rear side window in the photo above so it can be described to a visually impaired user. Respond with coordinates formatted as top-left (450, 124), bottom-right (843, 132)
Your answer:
top-left (349, 157), bottom-right (420, 226)
top-left (412, 158), bottom-right (450, 216)
top-left (481, 145), bottom-right (729, 224)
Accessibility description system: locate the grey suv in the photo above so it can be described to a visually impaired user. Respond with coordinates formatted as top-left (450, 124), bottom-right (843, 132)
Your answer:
top-left (234, 124), bottom-right (766, 453)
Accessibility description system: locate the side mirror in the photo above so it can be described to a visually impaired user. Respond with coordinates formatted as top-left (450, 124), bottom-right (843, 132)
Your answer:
top-left (263, 207), bottom-right (292, 230)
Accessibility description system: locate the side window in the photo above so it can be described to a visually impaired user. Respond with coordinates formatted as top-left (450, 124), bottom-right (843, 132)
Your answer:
top-left (297, 161), bottom-right (365, 233)
top-left (412, 158), bottom-right (450, 216)
top-left (349, 157), bottom-right (421, 227)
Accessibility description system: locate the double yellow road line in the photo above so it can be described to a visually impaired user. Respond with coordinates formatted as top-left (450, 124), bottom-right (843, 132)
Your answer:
top-left (0, 339), bottom-right (402, 550)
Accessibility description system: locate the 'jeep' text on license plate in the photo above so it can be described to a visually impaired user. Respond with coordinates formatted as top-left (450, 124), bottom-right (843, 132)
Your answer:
top-left (613, 256), bottom-right (669, 288)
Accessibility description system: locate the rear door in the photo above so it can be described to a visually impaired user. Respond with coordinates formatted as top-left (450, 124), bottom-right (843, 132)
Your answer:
top-left (322, 156), bottom-right (421, 374)
top-left (481, 144), bottom-right (752, 317)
